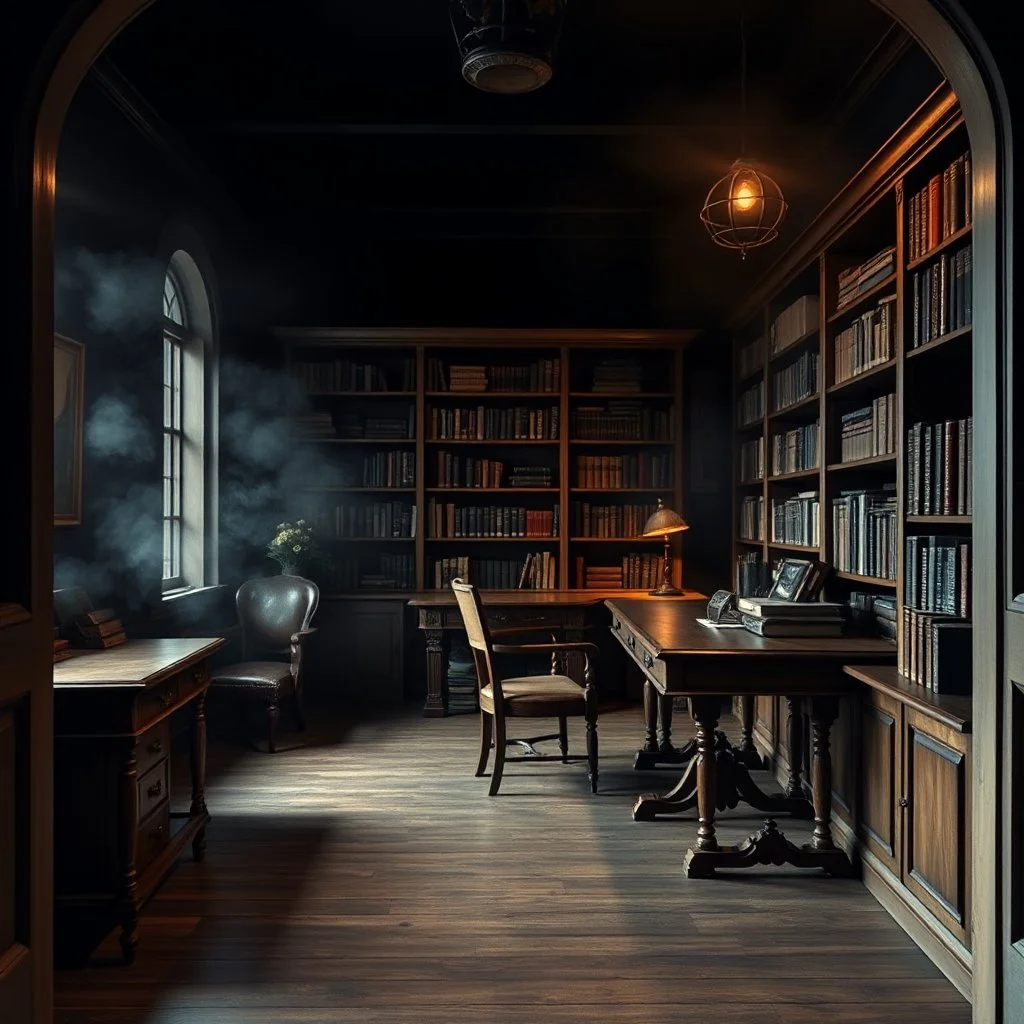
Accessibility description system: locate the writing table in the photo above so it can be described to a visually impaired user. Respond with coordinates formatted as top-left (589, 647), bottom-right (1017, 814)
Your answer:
top-left (606, 599), bottom-right (895, 877)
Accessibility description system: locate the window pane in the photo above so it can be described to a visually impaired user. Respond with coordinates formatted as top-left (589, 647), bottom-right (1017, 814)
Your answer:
top-left (172, 434), bottom-right (182, 516)
top-left (173, 343), bottom-right (182, 431)
top-left (163, 518), bottom-right (171, 580)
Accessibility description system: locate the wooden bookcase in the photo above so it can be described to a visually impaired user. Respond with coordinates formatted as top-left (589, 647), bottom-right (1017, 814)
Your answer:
top-left (728, 84), bottom-right (975, 996)
top-left (276, 329), bottom-right (690, 597)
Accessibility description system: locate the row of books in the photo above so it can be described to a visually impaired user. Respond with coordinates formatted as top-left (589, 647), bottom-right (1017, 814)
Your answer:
top-left (833, 294), bottom-right (896, 384)
top-left (737, 336), bottom-right (766, 379)
top-left (433, 454), bottom-right (554, 489)
top-left (429, 406), bottom-right (559, 441)
top-left (832, 487), bottom-right (898, 580)
top-left (739, 495), bottom-right (764, 542)
top-left (431, 553), bottom-right (557, 590)
top-left (334, 410), bottom-right (416, 439)
top-left (770, 295), bottom-right (818, 356)
top-left (771, 491), bottom-right (820, 547)
top-left (909, 243), bottom-right (972, 348)
top-left (575, 555), bottom-right (664, 590)
top-left (571, 403), bottom-right (674, 441)
top-left (570, 502), bottom-right (658, 538)
top-left (836, 246), bottom-right (896, 311)
top-left (735, 551), bottom-right (771, 597)
top-left (905, 534), bottom-right (972, 619)
top-left (907, 150), bottom-right (971, 262)
top-left (839, 393), bottom-right (896, 463)
top-left (772, 421), bottom-right (819, 476)
top-left (738, 380), bottom-right (765, 427)
top-left (426, 358), bottom-right (561, 393)
top-left (899, 609), bottom-right (971, 694)
top-left (360, 450), bottom-right (416, 489)
top-left (590, 358), bottom-right (644, 393)
top-left (575, 454), bottom-right (672, 489)
top-left (739, 436), bottom-right (764, 483)
top-left (292, 357), bottom-right (415, 394)
top-left (426, 502), bottom-right (559, 539)
top-left (772, 349), bottom-right (818, 412)
top-left (906, 418), bottom-right (973, 516)
top-left (848, 592), bottom-right (897, 642)
top-left (326, 554), bottom-right (416, 591)
top-left (328, 502), bottom-right (416, 539)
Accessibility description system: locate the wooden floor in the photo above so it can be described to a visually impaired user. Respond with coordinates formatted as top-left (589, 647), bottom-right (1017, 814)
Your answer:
top-left (54, 702), bottom-right (971, 1024)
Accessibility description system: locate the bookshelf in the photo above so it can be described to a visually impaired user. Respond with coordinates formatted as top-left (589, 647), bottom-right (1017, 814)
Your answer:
top-left (279, 330), bottom-right (689, 597)
top-left (728, 85), bottom-right (974, 988)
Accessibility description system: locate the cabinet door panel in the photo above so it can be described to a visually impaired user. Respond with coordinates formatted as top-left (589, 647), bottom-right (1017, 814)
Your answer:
top-left (903, 708), bottom-right (970, 946)
top-left (860, 690), bottom-right (901, 875)
top-left (753, 694), bottom-right (775, 755)
top-left (830, 695), bottom-right (858, 825)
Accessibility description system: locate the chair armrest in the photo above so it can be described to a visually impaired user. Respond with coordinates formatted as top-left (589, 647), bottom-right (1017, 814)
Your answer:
top-left (290, 628), bottom-right (317, 645)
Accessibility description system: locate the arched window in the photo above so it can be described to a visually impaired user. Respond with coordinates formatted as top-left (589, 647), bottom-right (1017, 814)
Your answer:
top-left (162, 250), bottom-right (214, 593)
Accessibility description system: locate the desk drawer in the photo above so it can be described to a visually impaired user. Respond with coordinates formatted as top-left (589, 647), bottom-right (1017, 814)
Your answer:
top-left (136, 802), bottom-right (170, 874)
top-left (134, 662), bottom-right (209, 730)
top-left (137, 721), bottom-right (170, 778)
top-left (137, 759), bottom-right (169, 822)
top-left (609, 614), bottom-right (665, 688)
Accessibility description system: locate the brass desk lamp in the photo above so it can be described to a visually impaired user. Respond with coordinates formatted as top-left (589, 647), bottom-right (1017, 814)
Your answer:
top-left (641, 498), bottom-right (689, 596)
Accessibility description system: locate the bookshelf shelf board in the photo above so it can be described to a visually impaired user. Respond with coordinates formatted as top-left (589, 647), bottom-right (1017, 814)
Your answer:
top-left (426, 536), bottom-right (559, 543)
top-left (767, 542), bottom-right (821, 553)
top-left (569, 439), bottom-right (675, 446)
top-left (768, 468), bottom-right (820, 483)
top-left (827, 272), bottom-right (898, 323)
top-left (426, 487), bottom-right (557, 494)
top-left (769, 394), bottom-right (820, 420)
top-left (738, 418), bottom-right (766, 432)
top-left (570, 537), bottom-right (657, 543)
top-left (904, 324), bottom-right (972, 360)
top-left (768, 326), bottom-right (818, 364)
top-left (297, 437), bottom-right (415, 444)
top-left (905, 222), bottom-right (973, 272)
top-left (826, 453), bottom-right (898, 472)
top-left (297, 487), bottom-right (416, 493)
top-left (842, 664), bottom-right (970, 733)
top-left (906, 514), bottom-right (973, 525)
top-left (735, 537), bottom-right (765, 547)
top-left (832, 570), bottom-right (898, 588)
top-left (734, 367), bottom-right (766, 390)
top-left (570, 391), bottom-right (675, 398)
top-left (329, 537), bottom-right (415, 543)
top-left (307, 391), bottom-right (416, 397)
top-left (827, 359), bottom-right (897, 396)
top-left (425, 439), bottom-right (560, 445)
top-left (572, 487), bottom-right (674, 494)
top-left (426, 391), bottom-right (559, 399)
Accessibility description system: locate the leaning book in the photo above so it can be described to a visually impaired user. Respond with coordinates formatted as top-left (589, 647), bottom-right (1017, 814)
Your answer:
top-left (741, 613), bottom-right (845, 638)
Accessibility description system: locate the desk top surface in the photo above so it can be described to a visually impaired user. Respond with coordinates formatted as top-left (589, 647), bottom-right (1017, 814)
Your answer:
top-left (409, 590), bottom-right (705, 608)
top-left (53, 637), bottom-right (226, 689)
top-left (606, 599), bottom-right (897, 661)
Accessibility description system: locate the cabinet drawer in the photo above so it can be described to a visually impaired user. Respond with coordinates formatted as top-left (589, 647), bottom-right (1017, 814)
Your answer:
top-left (136, 802), bottom-right (170, 874)
top-left (609, 615), bottom-right (665, 688)
top-left (135, 677), bottom-right (179, 729)
top-left (137, 759), bottom-right (169, 822)
top-left (137, 721), bottom-right (170, 778)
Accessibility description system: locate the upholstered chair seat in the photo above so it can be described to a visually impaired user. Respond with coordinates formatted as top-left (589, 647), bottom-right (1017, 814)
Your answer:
top-left (479, 675), bottom-right (586, 718)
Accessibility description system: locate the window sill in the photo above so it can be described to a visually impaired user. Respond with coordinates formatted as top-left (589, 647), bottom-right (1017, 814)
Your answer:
top-left (158, 584), bottom-right (228, 612)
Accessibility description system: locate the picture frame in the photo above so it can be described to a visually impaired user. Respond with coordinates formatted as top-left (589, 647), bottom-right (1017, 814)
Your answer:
top-left (54, 333), bottom-right (85, 526)
top-left (767, 557), bottom-right (813, 602)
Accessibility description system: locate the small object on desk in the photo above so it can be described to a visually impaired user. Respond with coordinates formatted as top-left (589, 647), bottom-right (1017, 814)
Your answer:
top-left (696, 617), bottom-right (747, 629)
top-left (640, 498), bottom-right (690, 596)
top-left (705, 589), bottom-right (740, 624)
top-left (768, 557), bottom-right (829, 602)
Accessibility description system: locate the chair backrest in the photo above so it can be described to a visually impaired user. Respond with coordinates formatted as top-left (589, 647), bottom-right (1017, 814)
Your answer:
top-left (237, 575), bottom-right (319, 659)
top-left (450, 578), bottom-right (496, 694)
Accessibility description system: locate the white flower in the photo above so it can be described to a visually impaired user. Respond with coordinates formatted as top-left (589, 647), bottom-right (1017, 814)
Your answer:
top-left (293, 545), bottom-right (302, 553)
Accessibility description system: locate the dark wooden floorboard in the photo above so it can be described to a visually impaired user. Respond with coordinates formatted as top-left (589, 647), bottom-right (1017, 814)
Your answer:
top-left (54, 703), bottom-right (970, 1023)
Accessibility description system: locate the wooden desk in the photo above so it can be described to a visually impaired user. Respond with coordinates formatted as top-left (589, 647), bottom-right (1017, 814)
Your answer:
top-left (53, 637), bottom-right (225, 964)
top-left (606, 599), bottom-right (895, 878)
top-left (408, 590), bottom-right (704, 723)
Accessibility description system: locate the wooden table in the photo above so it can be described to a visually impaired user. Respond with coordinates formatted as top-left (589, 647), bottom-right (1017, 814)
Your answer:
top-left (408, 591), bottom-right (704, 742)
top-left (606, 599), bottom-right (896, 877)
top-left (53, 637), bottom-right (225, 963)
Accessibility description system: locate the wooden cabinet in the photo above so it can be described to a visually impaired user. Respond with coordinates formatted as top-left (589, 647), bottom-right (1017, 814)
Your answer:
top-left (860, 689), bottom-right (902, 876)
top-left (753, 693), bottom-right (775, 755)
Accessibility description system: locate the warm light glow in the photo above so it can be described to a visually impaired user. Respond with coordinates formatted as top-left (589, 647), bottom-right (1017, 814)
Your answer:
top-left (732, 178), bottom-right (759, 212)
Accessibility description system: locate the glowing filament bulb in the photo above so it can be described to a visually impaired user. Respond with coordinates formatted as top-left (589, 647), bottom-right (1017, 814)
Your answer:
top-left (732, 177), bottom-right (759, 212)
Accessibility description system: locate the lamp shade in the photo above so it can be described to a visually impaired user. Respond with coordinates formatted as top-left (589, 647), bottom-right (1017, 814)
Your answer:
top-left (641, 498), bottom-right (689, 538)
top-left (700, 159), bottom-right (788, 257)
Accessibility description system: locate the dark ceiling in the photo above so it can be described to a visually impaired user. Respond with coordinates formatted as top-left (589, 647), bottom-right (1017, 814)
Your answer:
top-left (103, 0), bottom-right (943, 328)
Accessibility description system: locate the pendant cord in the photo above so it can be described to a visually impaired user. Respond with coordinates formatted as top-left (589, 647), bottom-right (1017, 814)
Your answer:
top-left (739, 5), bottom-right (747, 158)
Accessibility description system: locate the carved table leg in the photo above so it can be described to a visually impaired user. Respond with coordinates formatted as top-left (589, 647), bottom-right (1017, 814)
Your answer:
top-left (805, 695), bottom-right (853, 874)
top-left (735, 694), bottom-right (764, 769)
top-left (680, 696), bottom-right (722, 876)
top-left (118, 740), bottom-right (140, 964)
top-left (191, 689), bottom-right (210, 862)
top-left (633, 680), bottom-right (697, 770)
top-left (423, 628), bottom-right (450, 717)
top-left (785, 696), bottom-right (807, 798)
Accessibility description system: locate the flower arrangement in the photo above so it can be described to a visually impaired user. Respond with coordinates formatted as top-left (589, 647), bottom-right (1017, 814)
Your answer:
top-left (267, 520), bottom-right (318, 574)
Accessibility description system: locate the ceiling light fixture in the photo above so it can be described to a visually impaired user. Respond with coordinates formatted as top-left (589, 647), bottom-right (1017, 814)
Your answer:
top-left (449, 1), bottom-right (567, 95)
top-left (699, 9), bottom-right (787, 258)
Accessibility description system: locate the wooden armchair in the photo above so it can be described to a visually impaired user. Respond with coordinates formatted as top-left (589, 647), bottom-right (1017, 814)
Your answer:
top-left (450, 579), bottom-right (599, 795)
top-left (209, 575), bottom-right (319, 752)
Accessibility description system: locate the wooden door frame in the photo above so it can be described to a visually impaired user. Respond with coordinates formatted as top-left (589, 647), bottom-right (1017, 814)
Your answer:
top-left (20, 1), bottom-right (1010, 1021)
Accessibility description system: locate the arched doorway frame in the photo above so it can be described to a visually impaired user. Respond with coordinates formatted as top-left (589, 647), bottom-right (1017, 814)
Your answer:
top-left (22, 2), bottom-right (1012, 1021)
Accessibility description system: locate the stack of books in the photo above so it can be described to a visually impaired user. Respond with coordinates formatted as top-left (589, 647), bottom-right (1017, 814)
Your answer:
top-left (736, 597), bottom-right (845, 638)
top-left (591, 359), bottom-right (642, 393)
top-left (63, 608), bottom-right (127, 649)
top-left (448, 366), bottom-right (489, 393)
top-left (836, 246), bottom-right (896, 310)
top-left (581, 564), bottom-right (624, 590)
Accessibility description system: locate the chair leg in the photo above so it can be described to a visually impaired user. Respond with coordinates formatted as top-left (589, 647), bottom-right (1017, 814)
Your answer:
top-left (585, 689), bottom-right (599, 793)
top-left (475, 712), bottom-right (493, 777)
top-left (267, 701), bottom-right (280, 754)
top-left (558, 717), bottom-right (568, 762)
top-left (489, 713), bottom-right (507, 796)
top-left (293, 687), bottom-right (306, 732)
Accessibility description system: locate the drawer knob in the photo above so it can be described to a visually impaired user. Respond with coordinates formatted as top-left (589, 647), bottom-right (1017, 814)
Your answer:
top-left (643, 651), bottom-right (654, 669)
top-left (626, 635), bottom-right (636, 650)
top-left (898, 797), bottom-right (909, 809)
top-left (147, 740), bottom-right (163, 755)
top-left (612, 617), bottom-right (620, 630)
top-left (149, 824), bottom-right (166, 840)
top-left (147, 780), bottom-right (163, 799)
top-left (159, 691), bottom-right (175, 709)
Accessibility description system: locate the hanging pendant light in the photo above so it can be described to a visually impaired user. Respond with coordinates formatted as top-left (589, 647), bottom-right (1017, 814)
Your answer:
top-left (449, 1), bottom-right (567, 95)
top-left (700, 10), bottom-right (787, 258)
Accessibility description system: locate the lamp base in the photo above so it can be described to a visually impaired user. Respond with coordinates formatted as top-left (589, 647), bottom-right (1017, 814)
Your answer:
top-left (648, 581), bottom-right (682, 597)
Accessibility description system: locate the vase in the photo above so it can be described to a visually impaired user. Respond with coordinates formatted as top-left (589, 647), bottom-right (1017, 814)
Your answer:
top-left (279, 563), bottom-right (299, 576)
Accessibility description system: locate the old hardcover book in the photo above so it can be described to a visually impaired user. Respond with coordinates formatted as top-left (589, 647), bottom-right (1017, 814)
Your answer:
top-left (741, 614), bottom-right (843, 638)
top-left (931, 621), bottom-right (972, 695)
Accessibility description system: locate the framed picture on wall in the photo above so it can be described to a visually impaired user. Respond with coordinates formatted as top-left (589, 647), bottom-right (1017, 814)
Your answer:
top-left (54, 333), bottom-right (84, 526)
